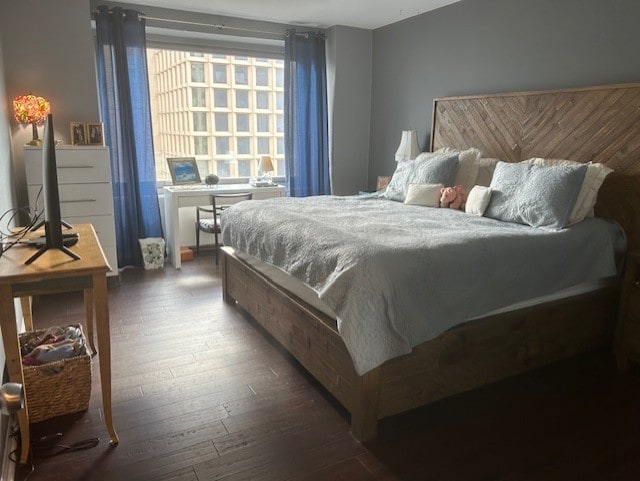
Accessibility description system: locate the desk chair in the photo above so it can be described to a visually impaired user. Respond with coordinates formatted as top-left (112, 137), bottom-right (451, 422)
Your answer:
top-left (195, 192), bottom-right (253, 264)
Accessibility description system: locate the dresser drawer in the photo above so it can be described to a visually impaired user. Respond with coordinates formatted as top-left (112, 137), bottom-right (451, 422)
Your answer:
top-left (24, 147), bottom-right (111, 184)
top-left (28, 184), bottom-right (115, 217)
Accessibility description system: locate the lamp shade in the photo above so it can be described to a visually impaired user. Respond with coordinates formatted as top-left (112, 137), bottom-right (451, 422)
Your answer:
top-left (258, 155), bottom-right (274, 174)
top-left (13, 95), bottom-right (50, 125)
top-left (394, 130), bottom-right (420, 162)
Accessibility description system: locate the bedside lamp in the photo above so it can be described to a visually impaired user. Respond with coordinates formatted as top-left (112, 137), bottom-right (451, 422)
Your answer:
top-left (13, 94), bottom-right (51, 146)
top-left (394, 130), bottom-right (420, 161)
top-left (258, 155), bottom-right (275, 183)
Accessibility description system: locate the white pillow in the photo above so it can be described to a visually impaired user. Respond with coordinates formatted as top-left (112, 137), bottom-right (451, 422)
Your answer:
top-left (465, 185), bottom-right (493, 216)
top-left (522, 158), bottom-right (613, 224)
top-left (434, 147), bottom-right (482, 193)
top-left (404, 183), bottom-right (444, 207)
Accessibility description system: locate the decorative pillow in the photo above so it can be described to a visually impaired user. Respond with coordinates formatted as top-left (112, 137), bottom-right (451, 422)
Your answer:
top-left (475, 157), bottom-right (501, 187)
top-left (404, 183), bottom-right (444, 207)
top-left (485, 161), bottom-right (588, 230)
top-left (522, 158), bottom-right (613, 224)
top-left (383, 153), bottom-right (458, 202)
top-left (435, 147), bottom-right (482, 193)
top-left (465, 186), bottom-right (492, 216)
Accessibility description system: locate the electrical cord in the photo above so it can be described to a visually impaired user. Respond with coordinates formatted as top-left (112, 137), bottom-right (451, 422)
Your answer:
top-left (8, 425), bottom-right (100, 480)
top-left (0, 186), bottom-right (43, 259)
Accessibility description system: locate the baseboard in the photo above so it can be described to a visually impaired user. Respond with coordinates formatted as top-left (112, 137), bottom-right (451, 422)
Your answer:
top-left (0, 416), bottom-right (16, 481)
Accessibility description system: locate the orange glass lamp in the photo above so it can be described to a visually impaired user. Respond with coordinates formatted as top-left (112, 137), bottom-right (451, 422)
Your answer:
top-left (13, 94), bottom-right (51, 146)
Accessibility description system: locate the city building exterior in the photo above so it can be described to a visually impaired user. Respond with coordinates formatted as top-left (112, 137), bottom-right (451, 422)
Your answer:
top-left (147, 49), bottom-right (285, 181)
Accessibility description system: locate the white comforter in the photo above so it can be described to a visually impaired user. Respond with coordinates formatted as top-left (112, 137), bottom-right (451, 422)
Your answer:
top-left (221, 195), bottom-right (625, 374)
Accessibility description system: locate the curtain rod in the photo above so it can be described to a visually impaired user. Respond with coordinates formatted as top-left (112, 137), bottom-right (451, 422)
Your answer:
top-left (138, 15), bottom-right (310, 38)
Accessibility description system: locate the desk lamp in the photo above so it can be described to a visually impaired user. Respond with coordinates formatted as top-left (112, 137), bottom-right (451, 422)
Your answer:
top-left (258, 155), bottom-right (275, 184)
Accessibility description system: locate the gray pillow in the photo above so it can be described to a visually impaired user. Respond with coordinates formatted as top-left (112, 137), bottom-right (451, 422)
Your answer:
top-left (484, 161), bottom-right (588, 230)
top-left (384, 153), bottom-right (458, 202)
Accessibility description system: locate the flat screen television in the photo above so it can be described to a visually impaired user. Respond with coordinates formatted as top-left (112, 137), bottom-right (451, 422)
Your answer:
top-left (25, 114), bottom-right (80, 264)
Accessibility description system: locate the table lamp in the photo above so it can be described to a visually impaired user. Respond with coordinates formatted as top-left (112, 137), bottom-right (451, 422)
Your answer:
top-left (13, 94), bottom-right (51, 146)
top-left (394, 130), bottom-right (420, 161)
top-left (258, 155), bottom-right (275, 183)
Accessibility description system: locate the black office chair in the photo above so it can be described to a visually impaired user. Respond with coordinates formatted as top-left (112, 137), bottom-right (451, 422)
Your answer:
top-left (195, 192), bottom-right (253, 264)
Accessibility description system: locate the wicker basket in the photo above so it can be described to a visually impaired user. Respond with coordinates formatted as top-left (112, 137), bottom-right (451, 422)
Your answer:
top-left (19, 324), bottom-right (92, 423)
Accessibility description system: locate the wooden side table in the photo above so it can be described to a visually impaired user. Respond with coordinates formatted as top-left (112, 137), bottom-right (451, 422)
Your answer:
top-left (0, 224), bottom-right (118, 464)
top-left (615, 251), bottom-right (640, 370)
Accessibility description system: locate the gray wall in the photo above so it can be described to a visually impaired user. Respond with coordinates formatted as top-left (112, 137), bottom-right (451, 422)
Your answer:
top-left (326, 26), bottom-right (372, 195)
top-left (369, 0), bottom-right (640, 188)
top-left (0, 0), bottom-right (100, 209)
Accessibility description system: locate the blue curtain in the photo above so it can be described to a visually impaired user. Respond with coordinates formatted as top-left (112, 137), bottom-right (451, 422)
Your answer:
top-left (284, 30), bottom-right (331, 197)
top-left (95, 6), bottom-right (162, 268)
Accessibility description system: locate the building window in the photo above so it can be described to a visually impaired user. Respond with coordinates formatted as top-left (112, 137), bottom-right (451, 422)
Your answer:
top-left (234, 65), bottom-right (248, 85)
top-left (191, 87), bottom-right (206, 107)
top-left (194, 136), bottom-right (208, 155)
top-left (190, 62), bottom-right (205, 83)
top-left (256, 114), bottom-right (270, 132)
top-left (256, 91), bottom-right (269, 109)
top-left (235, 90), bottom-right (249, 109)
top-left (255, 67), bottom-right (269, 86)
top-left (213, 89), bottom-right (228, 108)
top-left (215, 113), bottom-right (229, 132)
top-left (193, 112), bottom-right (207, 131)
top-left (236, 113), bottom-right (250, 132)
top-left (237, 137), bottom-right (250, 155)
top-left (213, 64), bottom-right (227, 84)
top-left (148, 48), bottom-right (285, 181)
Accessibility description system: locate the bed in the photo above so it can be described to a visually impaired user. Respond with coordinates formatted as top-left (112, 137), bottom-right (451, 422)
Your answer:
top-left (220, 83), bottom-right (640, 441)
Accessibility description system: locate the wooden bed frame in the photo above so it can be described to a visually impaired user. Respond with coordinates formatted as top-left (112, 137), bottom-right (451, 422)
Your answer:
top-left (221, 83), bottom-right (640, 441)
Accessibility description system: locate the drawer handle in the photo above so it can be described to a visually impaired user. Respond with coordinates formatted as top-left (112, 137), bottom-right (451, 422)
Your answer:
top-left (60, 199), bottom-right (97, 203)
top-left (58, 165), bottom-right (94, 169)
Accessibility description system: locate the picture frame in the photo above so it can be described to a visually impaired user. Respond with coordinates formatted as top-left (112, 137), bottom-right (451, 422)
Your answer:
top-left (166, 157), bottom-right (202, 185)
top-left (70, 121), bottom-right (86, 145)
top-left (87, 122), bottom-right (104, 146)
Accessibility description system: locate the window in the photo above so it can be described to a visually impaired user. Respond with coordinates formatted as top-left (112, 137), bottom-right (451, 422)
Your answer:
top-left (212, 64), bottom-right (227, 83)
top-left (255, 67), bottom-right (269, 86)
top-left (256, 91), bottom-right (269, 109)
top-left (215, 113), bottom-right (229, 132)
top-left (256, 114), bottom-right (270, 132)
top-left (234, 65), bottom-right (248, 85)
top-left (194, 136), bottom-right (208, 155)
top-left (191, 87), bottom-right (206, 107)
top-left (190, 62), bottom-right (205, 83)
top-left (235, 90), bottom-right (249, 109)
top-left (148, 48), bottom-right (285, 181)
top-left (193, 112), bottom-right (207, 131)
top-left (213, 89), bottom-right (228, 108)
top-left (236, 113), bottom-right (249, 132)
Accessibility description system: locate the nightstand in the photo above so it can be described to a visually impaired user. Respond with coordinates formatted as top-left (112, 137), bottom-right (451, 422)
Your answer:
top-left (615, 251), bottom-right (640, 370)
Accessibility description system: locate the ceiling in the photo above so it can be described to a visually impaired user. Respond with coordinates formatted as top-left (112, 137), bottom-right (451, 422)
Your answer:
top-left (122, 0), bottom-right (462, 30)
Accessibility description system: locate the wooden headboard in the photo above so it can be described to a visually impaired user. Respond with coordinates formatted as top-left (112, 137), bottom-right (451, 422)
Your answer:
top-left (430, 83), bottom-right (640, 253)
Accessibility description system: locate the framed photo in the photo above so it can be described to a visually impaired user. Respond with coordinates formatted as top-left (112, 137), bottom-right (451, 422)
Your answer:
top-left (70, 121), bottom-right (86, 145)
top-left (167, 157), bottom-right (201, 185)
top-left (87, 122), bottom-right (104, 146)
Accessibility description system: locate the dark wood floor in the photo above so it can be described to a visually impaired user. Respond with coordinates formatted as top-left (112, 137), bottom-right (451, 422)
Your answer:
top-left (14, 254), bottom-right (640, 481)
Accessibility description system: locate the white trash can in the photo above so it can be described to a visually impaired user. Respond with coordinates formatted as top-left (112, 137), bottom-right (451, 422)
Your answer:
top-left (139, 237), bottom-right (165, 270)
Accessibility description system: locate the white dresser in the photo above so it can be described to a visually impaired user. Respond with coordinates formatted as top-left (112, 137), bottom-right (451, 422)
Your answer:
top-left (24, 146), bottom-right (118, 275)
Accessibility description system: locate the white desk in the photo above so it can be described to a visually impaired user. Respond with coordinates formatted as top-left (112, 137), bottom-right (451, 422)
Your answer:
top-left (163, 183), bottom-right (285, 268)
